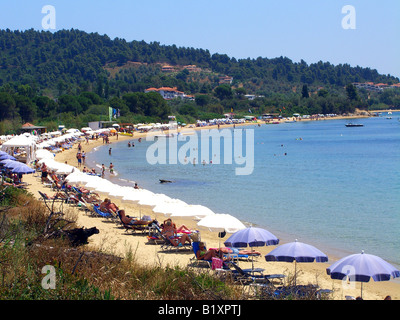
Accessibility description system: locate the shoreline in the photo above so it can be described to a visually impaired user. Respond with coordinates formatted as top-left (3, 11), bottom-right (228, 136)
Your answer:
top-left (24, 115), bottom-right (400, 300)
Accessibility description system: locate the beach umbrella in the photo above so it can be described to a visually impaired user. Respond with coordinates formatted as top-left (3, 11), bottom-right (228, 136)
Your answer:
top-left (138, 193), bottom-right (172, 207)
top-left (224, 227), bottom-right (279, 248)
top-left (55, 163), bottom-right (75, 174)
top-left (0, 154), bottom-right (16, 161)
top-left (85, 176), bottom-right (109, 191)
top-left (93, 180), bottom-right (118, 194)
top-left (170, 204), bottom-right (216, 220)
top-left (326, 251), bottom-right (400, 298)
top-left (152, 199), bottom-right (188, 216)
top-left (10, 162), bottom-right (35, 174)
top-left (197, 213), bottom-right (246, 234)
top-left (0, 159), bottom-right (16, 167)
top-left (107, 186), bottom-right (134, 199)
top-left (224, 227), bottom-right (279, 269)
top-left (198, 213), bottom-right (247, 251)
top-left (65, 171), bottom-right (90, 186)
top-left (265, 239), bottom-right (328, 285)
top-left (1, 159), bottom-right (34, 174)
top-left (35, 149), bottom-right (54, 160)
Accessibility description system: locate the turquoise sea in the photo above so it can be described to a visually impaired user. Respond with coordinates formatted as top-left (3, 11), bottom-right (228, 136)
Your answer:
top-left (86, 112), bottom-right (400, 269)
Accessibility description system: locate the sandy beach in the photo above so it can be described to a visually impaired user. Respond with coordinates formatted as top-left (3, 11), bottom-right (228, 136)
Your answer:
top-left (23, 119), bottom-right (400, 300)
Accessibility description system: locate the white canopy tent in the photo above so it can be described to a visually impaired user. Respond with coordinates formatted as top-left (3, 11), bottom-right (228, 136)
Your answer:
top-left (1, 135), bottom-right (37, 163)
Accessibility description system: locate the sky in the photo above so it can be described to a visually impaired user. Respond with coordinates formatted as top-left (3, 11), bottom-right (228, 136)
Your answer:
top-left (0, 0), bottom-right (399, 78)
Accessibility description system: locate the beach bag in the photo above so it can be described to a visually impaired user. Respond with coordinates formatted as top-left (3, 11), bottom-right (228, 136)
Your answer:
top-left (211, 257), bottom-right (223, 270)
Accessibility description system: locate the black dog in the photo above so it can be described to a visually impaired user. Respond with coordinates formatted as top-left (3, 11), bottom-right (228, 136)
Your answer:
top-left (64, 227), bottom-right (99, 246)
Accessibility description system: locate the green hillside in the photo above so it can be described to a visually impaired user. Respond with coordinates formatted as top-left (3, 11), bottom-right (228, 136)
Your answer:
top-left (0, 28), bottom-right (399, 133)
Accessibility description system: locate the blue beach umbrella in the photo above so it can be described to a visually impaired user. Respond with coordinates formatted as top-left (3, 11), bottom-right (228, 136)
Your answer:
top-left (265, 239), bottom-right (328, 263)
top-left (0, 154), bottom-right (16, 161)
top-left (1, 159), bottom-right (18, 167)
top-left (10, 162), bottom-right (35, 174)
top-left (265, 239), bottom-right (328, 285)
top-left (326, 251), bottom-right (400, 298)
top-left (224, 227), bottom-right (279, 248)
top-left (1, 159), bottom-right (34, 174)
top-left (224, 227), bottom-right (279, 269)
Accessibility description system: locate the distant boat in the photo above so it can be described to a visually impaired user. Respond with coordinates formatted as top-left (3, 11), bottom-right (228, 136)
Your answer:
top-left (345, 123), bottom-right (364, 127)
top-left (159, 179), bottom-right (173, 183)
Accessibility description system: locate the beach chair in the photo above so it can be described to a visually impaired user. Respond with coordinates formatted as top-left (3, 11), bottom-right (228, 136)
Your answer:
top-left (226, 261), bottom-right (286, 286)
top-left (146, 223), bottom-right (167, 244)
top-left (92, 204), bottom-right (115, 220)
top-left (188, 241), bottom-right (212, 268)
top-left (117, 211), bottom-right (152, 233)
top-left (265, 284), bottom-right (331, 300)
top-left (160, 234), bottom-right (192, 252)
top-left (38, 190), bottom-right (65, 202)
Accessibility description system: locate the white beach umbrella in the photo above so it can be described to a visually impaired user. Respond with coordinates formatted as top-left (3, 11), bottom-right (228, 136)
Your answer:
top-left (122, 189), bottom-right (147, 204)
top-left (35, 149), bottom-right (54, 160)
top-left (65, 171), bottom-right (87, 185)
top-left (152, 199), bottom-right (188, 216)
top-left (138, 193), bottom-right (172, 207)
top-left (170, 204), bottom-right (216, 220)
top-left (197, 213), bottom-right (246, 234)
top-left (93, 180), bottom-right (118, 194)
top-left (55, 163), bottom-right (75, 174)
top-left (84, 176), bottom-right (106, 190)
top-left (108, 186), bottom-right (134, 199)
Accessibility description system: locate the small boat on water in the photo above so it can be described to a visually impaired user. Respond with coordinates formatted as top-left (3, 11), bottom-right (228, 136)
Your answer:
top-left (345, 123), bottom-right (364, 127)
top-left (159, 179), bottom-right (173, 183)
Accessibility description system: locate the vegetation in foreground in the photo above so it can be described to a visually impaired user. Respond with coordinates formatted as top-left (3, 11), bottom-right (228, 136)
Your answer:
top-left (0, 186), bottom-right (331, 300)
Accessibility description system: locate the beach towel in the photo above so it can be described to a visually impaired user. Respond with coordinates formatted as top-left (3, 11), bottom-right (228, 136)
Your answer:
top-left (211, 257), bottom-right (223, 270)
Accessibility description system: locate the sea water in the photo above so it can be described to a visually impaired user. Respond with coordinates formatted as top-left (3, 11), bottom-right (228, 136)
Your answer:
top-left (86, 113), bottom-right (400, 268)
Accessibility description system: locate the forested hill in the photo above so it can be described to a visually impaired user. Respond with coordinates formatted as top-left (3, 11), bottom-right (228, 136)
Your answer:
top-left (0, 28), bottom-right (398, 95)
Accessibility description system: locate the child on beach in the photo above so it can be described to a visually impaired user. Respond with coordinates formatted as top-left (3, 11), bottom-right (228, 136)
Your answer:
top-left (109, 163), bottom-right (114, 174)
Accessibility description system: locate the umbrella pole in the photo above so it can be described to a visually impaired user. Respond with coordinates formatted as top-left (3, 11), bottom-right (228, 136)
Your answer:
top-left (294, 260), bottom-right (297, 286)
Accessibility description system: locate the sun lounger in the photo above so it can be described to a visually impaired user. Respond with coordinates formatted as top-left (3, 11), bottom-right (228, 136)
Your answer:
top-left (225, 261), bottom-right (286, 286)
top-left (189, 241), bottom-right (212, 268)
top-left (38, 190), bottom-right (65, 202)
top-left (117, 211), bottom-right (153, 233)
top-left (92, 204), bottom-right (115, 220)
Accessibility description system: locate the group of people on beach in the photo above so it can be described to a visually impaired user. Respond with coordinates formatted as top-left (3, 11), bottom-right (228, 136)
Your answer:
top-left (76, 143), bottom-right (86, 167)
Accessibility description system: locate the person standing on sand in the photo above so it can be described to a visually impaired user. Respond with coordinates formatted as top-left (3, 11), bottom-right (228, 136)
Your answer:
top-left (76, 152), bottom-right (82, 167)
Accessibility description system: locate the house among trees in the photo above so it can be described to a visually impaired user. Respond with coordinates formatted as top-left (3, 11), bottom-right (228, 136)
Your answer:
top-left (219, 76), bottom-right (233, 84)
top-left (352, 82), bottom-right (399, 92)
top-left (183, 65), bottom-right (202, 72)
top-left (145, 87), bottom-right (192, 100)
top-left (161, 65), bottom-right (175, 72)
top-left (20, 122), bottom-right (46, 135)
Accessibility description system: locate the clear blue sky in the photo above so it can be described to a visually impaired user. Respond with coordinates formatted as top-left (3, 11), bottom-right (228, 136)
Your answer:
top-left (1, 0), bottom-right (399, 78)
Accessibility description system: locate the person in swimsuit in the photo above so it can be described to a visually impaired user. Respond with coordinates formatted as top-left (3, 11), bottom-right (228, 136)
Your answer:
top-left (196, 242), bottom-right (222, 260)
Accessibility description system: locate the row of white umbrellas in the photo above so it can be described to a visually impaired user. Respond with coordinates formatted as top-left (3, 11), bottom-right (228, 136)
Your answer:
top-left (62, 167), bottom-right (246, 230)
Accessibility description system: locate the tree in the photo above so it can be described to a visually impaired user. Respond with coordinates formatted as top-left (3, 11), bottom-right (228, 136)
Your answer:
top-left (346, 83), bottom-right (359, 101)
top-left (0, 92), bottom-right (17, 119)
top-left (301, 84), bottom-right (309, 98)
top-left (15, 95), bottom-right (37, 122)
top-left (214, 84), bottom-right (233, 100)
top-left (195, 94), bottom-right (210, 107)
